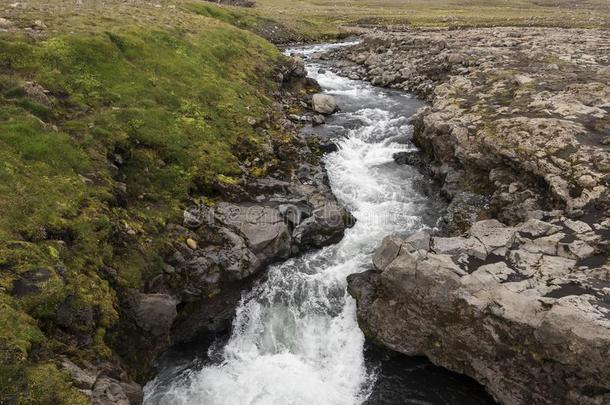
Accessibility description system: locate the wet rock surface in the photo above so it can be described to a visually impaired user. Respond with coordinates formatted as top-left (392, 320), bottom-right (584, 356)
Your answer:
top-left (163, 178), bottom-right (351, 344)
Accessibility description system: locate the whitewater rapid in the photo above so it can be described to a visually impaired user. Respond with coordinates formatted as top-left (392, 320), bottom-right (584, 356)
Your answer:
top-left (144, 42), bottom-right (441, 405)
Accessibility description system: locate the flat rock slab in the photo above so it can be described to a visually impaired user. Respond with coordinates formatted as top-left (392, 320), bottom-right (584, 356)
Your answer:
top-left (350, 218), bottom-right (610, 405)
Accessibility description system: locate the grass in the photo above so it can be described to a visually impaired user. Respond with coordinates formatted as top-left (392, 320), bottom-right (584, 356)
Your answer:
top-left (0, 0), bottom-right (608, 402)
top-left (253, 0), bottom-right (610, 36)
top-left (0, 2), bottom-right (286, 402)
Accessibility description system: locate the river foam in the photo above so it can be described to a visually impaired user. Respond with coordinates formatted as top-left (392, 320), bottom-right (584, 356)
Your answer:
top-left (144, 42), bottom-right (438, 405)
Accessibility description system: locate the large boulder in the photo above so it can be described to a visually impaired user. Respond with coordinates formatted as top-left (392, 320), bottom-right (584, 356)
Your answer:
top-left (312, 93), bottom-right (338, 114)
top-left (92, 377), bottom-right (142, 405)
top-left (214, 203), bottom-right (292, 263)
top-left (133, 293), bottom-right (178, 338)
top-left (349, 217), bottom-right (610, 405)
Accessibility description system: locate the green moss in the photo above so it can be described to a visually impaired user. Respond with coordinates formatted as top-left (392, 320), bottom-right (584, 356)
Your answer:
top-left (0, 7), bottom-right (285, 401)
top-left (20, 363), bottom-right (89, 405)
top-left (0, 301), bottom-right (45, 363)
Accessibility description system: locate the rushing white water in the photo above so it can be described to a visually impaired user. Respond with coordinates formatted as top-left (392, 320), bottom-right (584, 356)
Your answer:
top-left (144, 42), bottom-right (441, 405)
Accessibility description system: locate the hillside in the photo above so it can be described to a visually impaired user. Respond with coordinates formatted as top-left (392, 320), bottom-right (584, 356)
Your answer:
top-left (0, 2), bottom-right (287, 403)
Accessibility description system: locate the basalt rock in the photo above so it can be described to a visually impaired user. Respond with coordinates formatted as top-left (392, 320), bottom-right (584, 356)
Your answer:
top-left (349, 217), bottom-right (610, 405)
top-left (330, 28), bottom-right (610, 229)
top-left (312, 93), bottom-right (338, 115)
top-left (162, 178), bottom-right (352, 344)
top-left (101, 53), bottom-right (352, 388)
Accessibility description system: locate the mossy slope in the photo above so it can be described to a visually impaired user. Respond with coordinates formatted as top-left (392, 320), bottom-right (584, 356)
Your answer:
top-left (0, 5), bottom-right (282, 403)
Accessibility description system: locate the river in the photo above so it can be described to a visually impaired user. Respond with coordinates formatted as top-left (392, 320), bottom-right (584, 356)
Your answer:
top-left (144, 41), bottom-right (494, 405)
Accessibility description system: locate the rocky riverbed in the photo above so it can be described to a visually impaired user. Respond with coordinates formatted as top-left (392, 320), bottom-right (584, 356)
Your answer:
top-left (55, 56), bottom-right (356, 404)
top-left (324, 28), bottom-right (610, 404)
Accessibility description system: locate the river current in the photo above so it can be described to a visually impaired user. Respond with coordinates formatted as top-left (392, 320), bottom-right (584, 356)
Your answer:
top-left (144, 42), bottom-right (494, 405)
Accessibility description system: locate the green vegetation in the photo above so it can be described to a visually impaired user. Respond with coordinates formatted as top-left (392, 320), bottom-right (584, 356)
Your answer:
top-left (1, 0), bottom-right (608, 402)
top-left (254, 0), bottom-right (610, 35)
top-left (0, 2), bottom-right (283, 402)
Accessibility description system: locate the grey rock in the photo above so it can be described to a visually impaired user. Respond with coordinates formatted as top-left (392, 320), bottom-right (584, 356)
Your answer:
top-left (564, 219), bottom-right (593, 234)
top-left (349, 217), bottom-right (610, 405)
top-left (403, 230), bottom-right (431, 252)
top-left (278, 203), bottom-right (306, 226)
top-left (517, 219), bottom-right (562, 237)
top-left (61, 358), bottom-right (97, 390)
top-left (215, 203), bottom-right (291, 262)
top-left (92, 377), bottom-right (130, 405)
top-left (372, 235), bottom-right (403, 271)
top-left (432, 236), bottom-right (487, 260)
top-left (312, 93), bottom-right (338, 115)
top-left (183, 205), bottom-right (212, 229)
top-left (292, 202), bottom-right (350, 248)
top-left (133, 293), bottom-right (177, 337)
top-left (312, 114), bottom-right (326, 126)
top-left (119, 381), bottom-right (144, 405)
top-left (468, 219), bottom-right (516, 254)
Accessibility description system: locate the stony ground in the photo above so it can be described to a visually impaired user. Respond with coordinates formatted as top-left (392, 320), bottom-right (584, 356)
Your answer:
top-left (335, 27), bottom-right (610, 405)
top-left (331, 27), bottom-right (610, 227)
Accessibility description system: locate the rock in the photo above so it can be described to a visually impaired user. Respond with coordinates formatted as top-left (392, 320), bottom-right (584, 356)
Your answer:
top-left (442, 192), bottom-right (491, 236)
top-left (513, 74), bottom-right (534, 85)
top-left (446, 53), bottom-right (465, 64)
top-left (563, 219), bottom-right (592, 234)
top-left (56, 295), bottom-right (96, 342)
top-left (392, 150), bottom-right (426, 169)
top-left (23, 81), bottom-right (51, 106)
top-left (186, 238), bottom-right (197, 250)
top-left (312, 114), bottom-right (325, 126)
top-left (10, 268), bottom-right (51, 297)
top-left (292, 202), bottom-right (351, 248)
top-left (0, 17), bottom-right (13, 29)
top-left (33, 20), bottom-right (47, 30)
top-left (331, 28), bottom-right (610, 229)
top-left (517, 219), bottom-right (562, 237)
top-left (183, 205), bottom-right (212, 229)
top-left (133, 293), bottom-right (177, 337)
top-left (312, 93), bottom-right (338, 115)
top-left (597, 66), bottom-right (610, 76)
top-left (278, 203), bottom-right (307, 226)
top-left (432, 236), bottom-right (487, 260)
top-left (468, 219), bottom-right (516, 254)
top-left (119, 381), bottom-right (144, 405)
top-left (349, 217), bottom-right (610, 405)
top-left (372, 235), bottom-right (403, 271)
top-left (61, 359), bottom-right (97, 390)
top-left (403, 230), bottom-right (431, 252)
top-left (215, 203), bottom-right (291, 262)
top-left (92, 377), bottom-right (131, 405)
top-left (289, 56), bottom-right (306, 78)
top-left (566, 240), bottom-right (595, 260)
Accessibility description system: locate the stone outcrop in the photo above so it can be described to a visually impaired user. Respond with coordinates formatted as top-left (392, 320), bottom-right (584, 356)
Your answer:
top-left (349, 217), bottom-right (610, 404)
top-left (312, 93), bottom-right (338, 114)
top-left (330, 28), bottom-right (610, 229)
top-left (331, 27), bottom-right (610, 405)
top-left (59, 358), bottom-right (143, 405)
top-left (163, 178), bottom-right (352, 343)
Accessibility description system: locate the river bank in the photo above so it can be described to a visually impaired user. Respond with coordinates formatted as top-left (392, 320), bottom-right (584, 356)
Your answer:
top-left (0, 3), bottom-right (356, 403)
top-left (327, 28), bottom-right (610, 404)
top-left (143, 41), bottom-right (498, 405)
